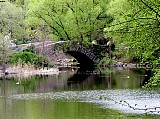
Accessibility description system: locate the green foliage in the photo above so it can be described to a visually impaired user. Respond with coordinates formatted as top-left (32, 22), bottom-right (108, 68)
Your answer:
top-left (97, 56), bottom-right (111, 74)
top-left (9, 51), bottom-right (50, 68)
top-left (99, 56), bottom-right (111, 66)
top-left (0, 1), bottom-right (27, 39)
top-left (143, 69), bottom-right (160, 89)
top-left (0, 1), bottom-right (29, 72)
top-left (143, 58), bottom-right (160, 88)
top-left (104, 0), bottom-right (160, 62)
top-left (0, 34), bottom-right (12, 70)
top-left (26, 0), bottom-right (112, 42)
top-left (104, 0), bottom-right (160, 88)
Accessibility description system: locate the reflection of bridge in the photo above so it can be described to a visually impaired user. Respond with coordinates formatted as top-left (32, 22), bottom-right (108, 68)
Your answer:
top-left (17, 40), bottom-right (113, 69)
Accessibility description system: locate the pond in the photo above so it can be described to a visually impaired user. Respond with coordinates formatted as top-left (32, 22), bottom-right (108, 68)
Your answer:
top-left (0, 67), bottom-right (160, 119)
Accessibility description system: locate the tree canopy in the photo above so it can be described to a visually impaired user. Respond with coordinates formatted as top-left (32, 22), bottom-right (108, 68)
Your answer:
top-left (104, 0), bottom-right (160, 62)
top-left (0, 1), bottom-right (26, 39)
top-left (26, 0), bottom-right (113, 42)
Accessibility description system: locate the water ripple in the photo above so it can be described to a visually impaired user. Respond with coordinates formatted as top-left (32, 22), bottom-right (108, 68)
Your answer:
top-left (8, 89), bottom-right (160, 115)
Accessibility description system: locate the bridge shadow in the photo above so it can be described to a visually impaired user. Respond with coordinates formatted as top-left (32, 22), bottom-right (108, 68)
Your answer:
top-left (66, 67), bottom-right (116, 90)
top-left (66, 64), bottom-right (108, 88)
top-left (66, 67), bottom-right (148, 90)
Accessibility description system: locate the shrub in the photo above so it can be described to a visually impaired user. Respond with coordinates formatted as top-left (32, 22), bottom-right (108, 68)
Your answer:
top-left (143, 69), bottom-right (160, 89)
top-left (8, 51), bottom-right (51, 68)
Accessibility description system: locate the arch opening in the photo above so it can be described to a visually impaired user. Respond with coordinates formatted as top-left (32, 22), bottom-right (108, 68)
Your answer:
top-left (65, 51), bottom-right (95, 70)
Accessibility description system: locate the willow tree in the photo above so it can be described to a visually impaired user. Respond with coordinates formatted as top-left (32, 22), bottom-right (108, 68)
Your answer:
top-left (104, 0), bottom-right (160, 62)
top-left (26, 0), bottom-right (113, 43)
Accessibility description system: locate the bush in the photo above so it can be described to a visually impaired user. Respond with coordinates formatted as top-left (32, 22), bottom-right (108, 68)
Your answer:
top-left (9, 51), bottom-right (51, 68)
top-left (143, 69), bottom-right (160, 89)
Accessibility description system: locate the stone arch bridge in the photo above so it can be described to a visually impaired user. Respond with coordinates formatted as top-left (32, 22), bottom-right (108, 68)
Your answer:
top-left (17, 40), bottom-right (113, 69)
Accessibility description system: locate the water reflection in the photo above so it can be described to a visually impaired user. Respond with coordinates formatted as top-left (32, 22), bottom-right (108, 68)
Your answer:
top-left (3, 98), bottom-right (156, 119)
top-left (67, 67), bottom-right (146, 90)
top-left (0, 68), bottom-right (148, 95)
top-left (8, 89), bottom-right (160, 115)
top-left (1, 68), bottom-right (159, 119)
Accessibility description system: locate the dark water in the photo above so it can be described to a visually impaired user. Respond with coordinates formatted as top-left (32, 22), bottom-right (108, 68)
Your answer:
top-left (0, 68), bottom-right (160, 119)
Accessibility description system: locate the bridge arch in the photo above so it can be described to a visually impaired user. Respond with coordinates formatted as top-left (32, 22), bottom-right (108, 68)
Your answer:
top-left (65, 51), bottom-right (95, 69)
top-left (64, 44), bottom-right (104, 69)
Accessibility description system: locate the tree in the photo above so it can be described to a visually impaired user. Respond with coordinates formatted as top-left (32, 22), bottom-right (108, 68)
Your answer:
top-left (104, 0), bottom-right (160, 88)
top-left (0, 33), bottom-right (12, 73)
top-left (26, 0), bottom-right (113, 43)
top-left (0, 1), bottom-right (26, 73)
top-left (104, 0), bottom-right (160, 62)
top-left (0, 1), bottom-right (26, 40)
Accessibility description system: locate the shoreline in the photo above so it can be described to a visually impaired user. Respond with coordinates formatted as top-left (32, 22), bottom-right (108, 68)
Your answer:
top-left (0, 67), bottom-right (60, 78)
top-left (0, 61), bottom-right (148, 78)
